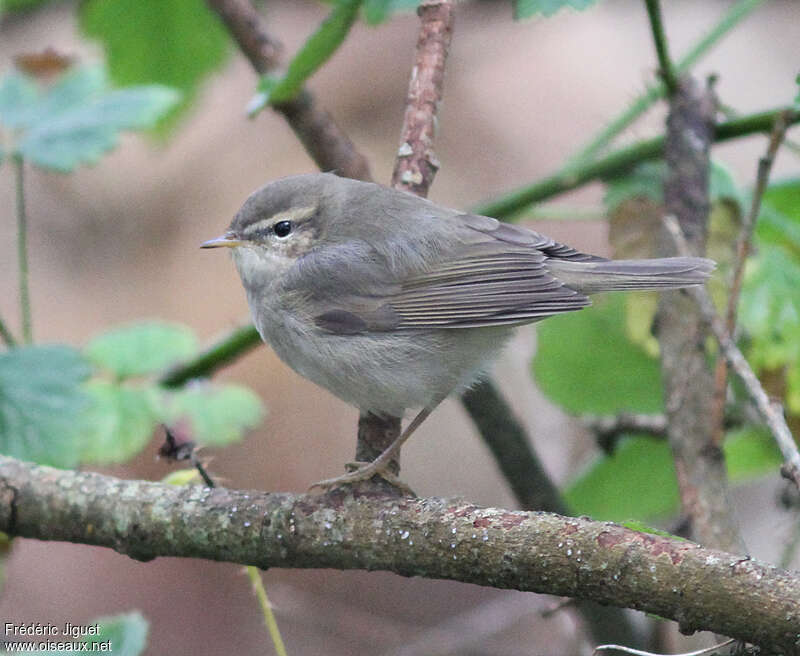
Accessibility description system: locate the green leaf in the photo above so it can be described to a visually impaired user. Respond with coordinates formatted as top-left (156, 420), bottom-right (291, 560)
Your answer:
top-left (80, 0), bottom-right (229, 130)
top-left (16, 83), bottom-right (180, 171)
top-left (255, 0), bottom-right (364, 109)
top-left (80, 381), bottom-right (158, 464)
top-left (0, 345), bottom-right (91, 467)
top-left (0, 71), bottom-right (40, 128)
top-left (161, 382), bottom-right (265, 447)
top-left (80, 613), bottom-right (149, 656)
top-left (564, 436), bottom-right (679, 521)
top-left (757, 178), bottom-right (800, 255)
top-left (514, 0), bottom-right (598, 20)
top-left (724, 426), bottom-right (783, 481)
top-left (86, 321), bottom-right (198, 379)
top-left (739, 246), bottom-right (800, 413)
top-left (533, 294), bottom-right (664, 414)
top-left (362, 0), bottom-right (419, 24)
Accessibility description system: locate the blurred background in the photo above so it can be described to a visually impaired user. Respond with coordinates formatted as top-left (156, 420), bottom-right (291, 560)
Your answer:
top-left (0, 1), bottom-right (798, 654)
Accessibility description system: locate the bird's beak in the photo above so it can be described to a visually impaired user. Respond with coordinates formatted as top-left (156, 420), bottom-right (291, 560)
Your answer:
top-left (201, 232), bottom-right (245, 249)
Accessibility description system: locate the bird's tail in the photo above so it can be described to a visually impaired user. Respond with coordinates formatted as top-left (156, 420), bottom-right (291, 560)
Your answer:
top-left (547, 256), bottom-right (715, 294)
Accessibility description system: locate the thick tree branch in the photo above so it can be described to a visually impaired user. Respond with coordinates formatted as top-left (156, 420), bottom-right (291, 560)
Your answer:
top-left (207, 0), bottom-right (372, 181)
top-left (1, 456), bottom-right (798, 653)
top-left (656, 77), bottom-right (743, 553)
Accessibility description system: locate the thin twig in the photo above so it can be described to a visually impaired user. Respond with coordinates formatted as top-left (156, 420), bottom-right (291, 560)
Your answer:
top-left (390, 0), bottom-right (454, 195)
top-left (644, 0), bottom-right (678, 95)
top-left (358, 0), bottom-right (455, 475)
top-left (711, 110), bottom-right (793, 444)
top-left (14, 156), bottom-right (32, 344)
top-left (246, 566), bottom-right (289, 656)
top-left (565, 0), bottom-right (764, 167)
top-left (206, 0), bottom-right (372, 181)
top-left (0, 315), bottom-right (17, 348)
top-left (663, 215), bottom-right (800, 493)
top-left (594, 638), bottom-right (735, 656)
top-left (582, 413), bottom-right (668, 454)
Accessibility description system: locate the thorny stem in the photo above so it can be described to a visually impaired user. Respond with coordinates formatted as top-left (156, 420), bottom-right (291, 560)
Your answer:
top-left (644, 0), bottom-right (678, 95)
top-left (14, 156), bottom-right (32, 344)
top-left (565, 0), bottom-right (764, 167)
top-left (246, 566), bottom-right (289, 656)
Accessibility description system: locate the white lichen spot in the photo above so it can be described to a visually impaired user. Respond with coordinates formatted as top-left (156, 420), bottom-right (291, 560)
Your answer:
top-left (397, 142), bottom-right (413, 157)
top-left (400, 531), bottom-right (410, 540)
top-left (244, 521), bottom-right (251, 528)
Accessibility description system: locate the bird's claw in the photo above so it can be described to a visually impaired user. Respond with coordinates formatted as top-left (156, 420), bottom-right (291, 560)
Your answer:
top-left (309, 461), bottom-right (415, 496)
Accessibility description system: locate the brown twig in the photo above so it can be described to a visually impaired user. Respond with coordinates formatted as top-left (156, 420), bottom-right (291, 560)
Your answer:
top-left (206, 0), bottom-right (372, 181)
top-left (1, 455), bottom-right (799, 653)
top-left (662, 215), bottom-right (800, 493)
top-left (711, 110), bottom-right (794, 445)
top-left (390, 0), bottom-right (454, 195)
top-left (359, 0), bottom-right (456, 477)
top-left (656, 77), bottom-right (743, 553)
top-left (582, 413), bottom-right (668, 454)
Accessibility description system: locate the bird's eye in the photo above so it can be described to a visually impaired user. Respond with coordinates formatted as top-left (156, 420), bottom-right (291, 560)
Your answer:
top-left (273, 220), bottom-right (292, 238)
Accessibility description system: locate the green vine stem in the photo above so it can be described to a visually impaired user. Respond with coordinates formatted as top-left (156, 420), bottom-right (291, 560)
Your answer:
top-left (14, 156), bottom-right (32, 344)
top-left (644, 0), bottom-right (678, 94)
top-left (475, 106), bottom-right (800, 220)
top-left (564, 0), bottom-right (764, 167)
top-left (246, 566), bottom-right (289, 656)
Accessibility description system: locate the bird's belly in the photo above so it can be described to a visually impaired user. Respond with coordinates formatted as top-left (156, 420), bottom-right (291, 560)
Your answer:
top-left (256, 313), bottom-right (512, 416)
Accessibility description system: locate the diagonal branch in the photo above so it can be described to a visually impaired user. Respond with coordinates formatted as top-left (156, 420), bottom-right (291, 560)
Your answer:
top-left (662, 215), bottom-right (800, 494)
top-left (207, 0), bottom-right (372, 181)
top-left (711, 110), bottom-right (794, 444)
top-left (0, 455), bottom-right (798, 653)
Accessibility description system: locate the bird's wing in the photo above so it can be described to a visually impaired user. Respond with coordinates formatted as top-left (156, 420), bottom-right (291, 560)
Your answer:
top-left (308, 213), bottom-right (596, 334)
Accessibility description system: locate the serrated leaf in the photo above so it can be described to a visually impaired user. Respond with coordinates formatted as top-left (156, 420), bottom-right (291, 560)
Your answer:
top-left (162, 382), bottom-right (265, 446)
top-left (16, 84), bottom-right (179, 171)
top-left (10, 66), bottom-right (106, 130)
top-left (86, 321), bottom-right (198, 379)
top-left (0, 345), bottom-right (91, 467)
top-left (533, 294), bottom-right (664, 414)
top-left (80, 0), bottom-right (228, 131)
top-left (258, 0), bottom-right (364, 108)
top-left (80, 613), bottom-right (149, 656)
top-left (80, 381), bottom-right (158, 464)
top-left (362, 0), bottom-right (419, 24)
top-left (0, 70), bottom-right (40, 128)
top-left (564, 436), bottom-right (679, 521)
top-left (514, 0), bottom-right (598, 19)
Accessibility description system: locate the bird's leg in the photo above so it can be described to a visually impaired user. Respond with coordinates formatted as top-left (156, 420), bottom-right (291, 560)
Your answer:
top-left (310, 398), bottom-right (444, 492)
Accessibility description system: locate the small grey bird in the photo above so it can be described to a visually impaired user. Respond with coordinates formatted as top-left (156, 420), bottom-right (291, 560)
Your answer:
top-left (203, 173), bottom-right (713, 490)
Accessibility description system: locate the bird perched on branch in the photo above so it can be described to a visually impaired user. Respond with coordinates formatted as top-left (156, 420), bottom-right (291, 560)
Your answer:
top-left (203, 173), bottom-right (713, 490)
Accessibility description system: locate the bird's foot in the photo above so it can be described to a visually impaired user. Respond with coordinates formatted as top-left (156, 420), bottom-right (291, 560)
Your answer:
top-left (309, 461), bottom-right (415, 496)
